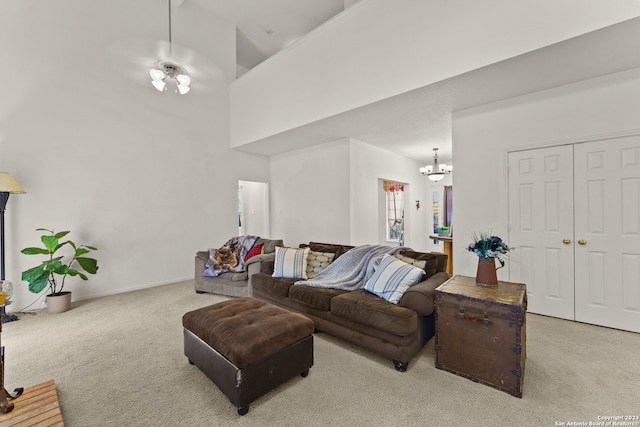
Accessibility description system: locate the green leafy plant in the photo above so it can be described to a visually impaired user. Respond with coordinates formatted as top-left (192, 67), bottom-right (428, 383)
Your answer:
top-left (21, 228), bottom-right (99, 295)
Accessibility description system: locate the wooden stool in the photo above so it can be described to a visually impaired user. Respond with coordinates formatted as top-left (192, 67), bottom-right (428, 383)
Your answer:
top-left (182, 297), bottom-right (314, 415)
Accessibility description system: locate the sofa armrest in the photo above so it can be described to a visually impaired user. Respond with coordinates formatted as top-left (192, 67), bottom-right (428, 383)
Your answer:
top-left (246, 253), bottom-right (276, 294)
top-left (245, 252), bottom-right (275, 267)
top-left (399, 271), bottom-right (452, 316)
top-left (257, 239), bottom-right (284, 254)
top-left (196, 250), bottom-right (209, 261)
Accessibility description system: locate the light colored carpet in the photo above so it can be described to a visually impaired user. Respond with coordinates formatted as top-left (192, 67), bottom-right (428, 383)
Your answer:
top-left (3, 280), bottom-right (639, 426)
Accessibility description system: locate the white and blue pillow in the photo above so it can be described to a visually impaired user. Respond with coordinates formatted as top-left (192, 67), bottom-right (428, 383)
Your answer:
top-left (364, 254), bottom-right (425, 304)
top-left (272, 247), bottom-right (311, 279)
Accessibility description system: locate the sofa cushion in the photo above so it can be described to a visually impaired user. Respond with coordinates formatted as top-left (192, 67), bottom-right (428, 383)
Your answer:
top-left (289, 285), bottom-right (347, 311)
top-left (220, 271), bottom-right (249, 282)
top-left (300, 242), bottom-right (354, 260)
top-left (306, 250), bottom-right (335, 279)
top-left (273, 247), bottom-right (311, 279)
top-left (394, 254), bottom-right (426, 270)
top-left (364, 254), bottom-right (425, 304)
top-left (252, 273), bottom-right (297, 298)
top-left (260, 260), bottom-right (274, 274)
top-left (330, 290), bottom-right (418, 337)
top-left (398, 251), bottom-right (441, 278)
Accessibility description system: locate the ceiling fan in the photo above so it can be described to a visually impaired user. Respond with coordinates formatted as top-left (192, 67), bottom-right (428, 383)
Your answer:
top-left (104, 0), bottom-right (225, 95)
top-left (149, 0), bottom-right (191, 94)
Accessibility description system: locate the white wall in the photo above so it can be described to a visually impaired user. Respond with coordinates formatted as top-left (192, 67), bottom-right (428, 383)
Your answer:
top-left (0, 2), bottom-right (271, 310)
top-left (230, 0), bottom-right (640, 148)
top-left (270, 139), bottom-right (351, 246)
top-left (452, 66), bottom-right (640, 278)
top-left (269, 138), bottom-right (431, 250)
top-left (349, 139), bottom-right (430, 251)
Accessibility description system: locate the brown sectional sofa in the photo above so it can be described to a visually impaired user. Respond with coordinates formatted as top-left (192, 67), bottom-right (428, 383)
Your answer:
top-left (252, 242), bottom-right (451, 371)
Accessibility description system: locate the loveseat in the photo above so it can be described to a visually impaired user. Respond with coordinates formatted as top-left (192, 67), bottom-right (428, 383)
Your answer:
top-left (195, 237), bottom-right (284, 297)
top-left (251, 242), bottom-right (451, 371)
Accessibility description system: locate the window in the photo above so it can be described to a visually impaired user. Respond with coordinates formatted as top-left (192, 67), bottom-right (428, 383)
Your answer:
top-left (383, 181), bottom-right (405, 243)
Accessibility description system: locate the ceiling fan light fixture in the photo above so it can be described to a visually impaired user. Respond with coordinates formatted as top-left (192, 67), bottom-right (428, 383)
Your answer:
top-left (149, 60), bottom-right (190, 94)
top-left (151, 79), bottom-right (166, 91)
top-left (150, 0), bottom-right (191, 95)
top-left (176, 73), bottom-right (190, 86)
top-left (150, 68), bottom-right (165, 81)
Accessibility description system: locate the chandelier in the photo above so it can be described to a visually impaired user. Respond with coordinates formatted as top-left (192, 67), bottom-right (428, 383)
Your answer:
top-left (149, 0), bottom-right (191, 95)
top-left (419, 148), bottom-right (452, 182)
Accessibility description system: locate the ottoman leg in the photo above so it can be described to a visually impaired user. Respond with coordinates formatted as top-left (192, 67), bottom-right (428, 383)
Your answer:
top-left (238, 406), bottom-right (249, 416)
top-left (393, 360), bottom-right (408, 372)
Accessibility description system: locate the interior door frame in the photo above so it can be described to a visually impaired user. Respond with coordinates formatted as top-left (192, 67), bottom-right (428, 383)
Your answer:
top-left (504, 128), bottom-right (640, 331)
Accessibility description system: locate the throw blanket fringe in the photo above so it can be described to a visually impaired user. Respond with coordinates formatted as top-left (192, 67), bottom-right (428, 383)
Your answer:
top-left (204, 235), bottom-right (258, 277)
top-left (294, 245), bottom-right (411, 291)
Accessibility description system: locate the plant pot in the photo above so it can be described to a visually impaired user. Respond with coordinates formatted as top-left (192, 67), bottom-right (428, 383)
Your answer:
top-left (476, 258), bottom-right (498, 287)
top-left (46, 292), bottom-right (72, 314)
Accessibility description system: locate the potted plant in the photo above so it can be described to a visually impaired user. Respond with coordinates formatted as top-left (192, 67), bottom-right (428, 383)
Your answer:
top-left (466, 232), bottom-right (511, 287)
top-left (21, 228), bottom-right (98, 314)
top-left (437, 226), bottom-right (451, 237)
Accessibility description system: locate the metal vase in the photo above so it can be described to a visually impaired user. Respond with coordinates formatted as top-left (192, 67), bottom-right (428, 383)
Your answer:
top-left (476, 258), bottom-right (498, 287)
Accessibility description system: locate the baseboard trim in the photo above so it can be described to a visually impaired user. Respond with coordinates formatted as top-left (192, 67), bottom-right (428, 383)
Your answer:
top-left (72, 277), bottom-right (194, 302)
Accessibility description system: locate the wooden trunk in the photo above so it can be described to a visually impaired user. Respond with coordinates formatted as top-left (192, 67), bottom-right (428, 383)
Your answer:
top-left (435, 275), bottom-right (526, 397)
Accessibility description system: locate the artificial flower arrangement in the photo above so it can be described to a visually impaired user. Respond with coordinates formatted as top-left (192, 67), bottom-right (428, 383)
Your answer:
top-left (467, 232), bottom-right (511, 268)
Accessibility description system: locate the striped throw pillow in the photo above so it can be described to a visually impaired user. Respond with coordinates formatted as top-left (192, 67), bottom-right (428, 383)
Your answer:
top-left (364, 254), bottom-right (425, 304)
top-left (272, 247), bottom-right (311, 279)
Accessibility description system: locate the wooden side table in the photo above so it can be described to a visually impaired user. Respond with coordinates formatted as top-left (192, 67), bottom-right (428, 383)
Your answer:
top-left (434, 275), bottom-right (526, 397)
top-left (429, 235), bottom-right (452, 274)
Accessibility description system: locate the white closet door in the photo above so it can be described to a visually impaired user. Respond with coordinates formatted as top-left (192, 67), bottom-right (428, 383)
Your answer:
top-left (574, 136), bottom-right (640, 333)
top-left (508, 146), bottom-right (575, 320)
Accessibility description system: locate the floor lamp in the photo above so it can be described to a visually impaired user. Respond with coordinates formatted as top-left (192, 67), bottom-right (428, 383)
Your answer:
top-left (0, 172), bottom-right (25, 414)
top-left (0, 173), bottom-right (25, 323)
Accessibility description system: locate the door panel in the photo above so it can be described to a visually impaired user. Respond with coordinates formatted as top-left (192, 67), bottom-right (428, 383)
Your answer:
top-left (508, 146), bottom-right (575, 320)
top-left (574, 137), bottom-right (640, 332)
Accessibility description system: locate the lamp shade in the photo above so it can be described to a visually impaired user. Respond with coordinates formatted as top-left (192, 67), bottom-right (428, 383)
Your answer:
top-left (151, 80), bottom-right (166, 91)
top-left (0, 173), bottom-right (25, 193)
top-left (150, 68), bottom-right (165, 81)
top-left (427, 172), bottom-right (445, 182)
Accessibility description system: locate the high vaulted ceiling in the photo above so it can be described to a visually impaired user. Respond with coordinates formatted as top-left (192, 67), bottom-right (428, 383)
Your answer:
top-left (3, 1), bottom-right (640, 168)
top-left (191, 0), bottom-right (349, 74)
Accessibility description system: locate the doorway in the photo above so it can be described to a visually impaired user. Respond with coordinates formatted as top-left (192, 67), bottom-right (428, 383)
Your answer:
top-left (508, 135), bottom-right (640, 333)
top-left (238, 181), bottom-right (269, 237)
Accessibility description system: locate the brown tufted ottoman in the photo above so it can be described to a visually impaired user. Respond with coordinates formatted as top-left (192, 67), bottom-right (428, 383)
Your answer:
top-left (182, 297), bottom-right (314, 415)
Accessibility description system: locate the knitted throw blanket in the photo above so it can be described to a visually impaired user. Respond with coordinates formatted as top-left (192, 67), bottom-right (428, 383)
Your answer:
top-left (204, 235), bottom-right (258, 277)
top-left (294, 244), bottom-right (410, 291)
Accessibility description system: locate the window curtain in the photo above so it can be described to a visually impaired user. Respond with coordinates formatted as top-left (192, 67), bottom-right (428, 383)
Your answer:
top-left (444, 185), bottom-right (453, 227)
top-left (383, 181), bottom-right (405, 242)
